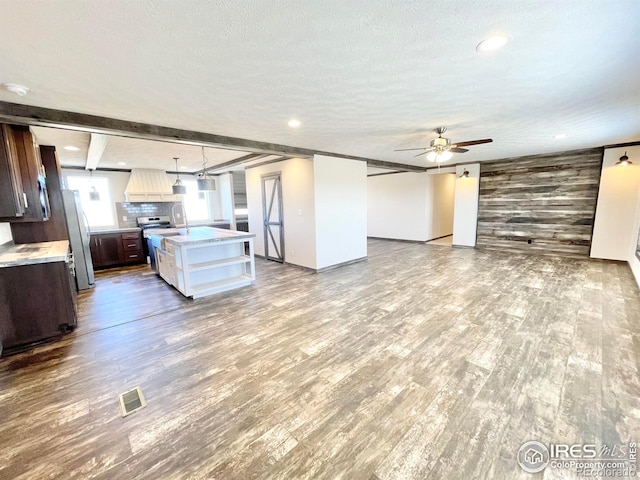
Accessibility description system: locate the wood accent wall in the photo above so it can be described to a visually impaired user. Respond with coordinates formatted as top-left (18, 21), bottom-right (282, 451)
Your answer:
top-left (477, 147), bottom-right (603, 256)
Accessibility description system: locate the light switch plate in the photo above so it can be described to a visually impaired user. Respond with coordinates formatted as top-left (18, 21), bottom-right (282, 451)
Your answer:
top-left (122, 215), bottom-right (127, 222)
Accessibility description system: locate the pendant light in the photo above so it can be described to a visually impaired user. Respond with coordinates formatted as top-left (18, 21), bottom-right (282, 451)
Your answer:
top-left (616, 151), bottom-right (632, 166)
top-left (172, 157), bottom-right (187, 195)
top-left (88, 169), bottom-right (100, 201)
top-left (197, 147), bottom-right (216, 191)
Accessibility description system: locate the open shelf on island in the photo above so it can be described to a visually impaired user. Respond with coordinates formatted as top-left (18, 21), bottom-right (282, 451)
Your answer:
top-left (191, 274), bottom-right (253, 296)
top-left (188, 255), bottom-right (251, 272)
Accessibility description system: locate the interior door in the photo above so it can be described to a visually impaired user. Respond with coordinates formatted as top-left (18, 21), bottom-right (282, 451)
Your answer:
top-left (261, 173), bottom-right (284, 262)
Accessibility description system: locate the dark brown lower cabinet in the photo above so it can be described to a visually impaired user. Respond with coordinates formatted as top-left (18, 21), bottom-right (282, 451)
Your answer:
top-left (90, 231), bottom-right (145, 269)
top-left (0, 260), bottom-right (77, 355)
top-left (90, 233), bottom-right (124, 268)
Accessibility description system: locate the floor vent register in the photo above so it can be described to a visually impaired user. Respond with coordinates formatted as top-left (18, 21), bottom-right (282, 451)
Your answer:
top-left (119, 386), bottom-right (147, 417)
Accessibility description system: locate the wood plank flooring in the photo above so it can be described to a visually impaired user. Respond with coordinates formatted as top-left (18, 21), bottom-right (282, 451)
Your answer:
top-left (0, 239), bottom-right (639, 479)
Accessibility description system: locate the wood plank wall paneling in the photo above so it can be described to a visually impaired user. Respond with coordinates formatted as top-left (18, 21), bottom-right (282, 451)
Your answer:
top-left (476, 147), bottom-right (604, 256)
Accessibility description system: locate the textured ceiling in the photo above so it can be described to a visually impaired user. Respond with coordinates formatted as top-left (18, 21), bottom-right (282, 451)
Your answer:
top-left (2, 1), bottom-right (639, 168)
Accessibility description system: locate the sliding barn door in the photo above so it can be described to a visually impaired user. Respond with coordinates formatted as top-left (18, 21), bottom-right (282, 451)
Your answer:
top-left (261, 173), bottom-right (284, 262)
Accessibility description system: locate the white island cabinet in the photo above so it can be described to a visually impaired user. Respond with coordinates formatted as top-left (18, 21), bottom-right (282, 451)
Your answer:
top-left (146, 227), bottom-right (255, 299)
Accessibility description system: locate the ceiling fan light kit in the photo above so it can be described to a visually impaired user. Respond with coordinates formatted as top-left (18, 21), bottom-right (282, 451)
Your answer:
top-left (396, 126), bottom-right (493, 163)
top-left (426, 150), bottom-right (452, 162)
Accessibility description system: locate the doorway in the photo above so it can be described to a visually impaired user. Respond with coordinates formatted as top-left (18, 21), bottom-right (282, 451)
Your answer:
top-left (261, 172), bottom-right (285, 262)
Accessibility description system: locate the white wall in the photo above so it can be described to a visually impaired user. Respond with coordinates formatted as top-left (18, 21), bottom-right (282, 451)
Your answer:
top-left (613, 146), bottom-right (640, 289)
top-left (427, 172), bottom-right (456, 240)
top-left (246, 157), bottom-right (317, 269)
top-left (313, 155), bottom-right (367, 269)
top-left (590, 146), bottom-right (640, 261)
top-left (367, 172), bottom-right (429, 241)
top-left (367, 168), bottom-right (456, 243)
top-left (630, 186), bottom-right (640, 289)
top-left (0, 223), bottom-right (12, 245)
top-left (452, 163), bottom-right (480, 247)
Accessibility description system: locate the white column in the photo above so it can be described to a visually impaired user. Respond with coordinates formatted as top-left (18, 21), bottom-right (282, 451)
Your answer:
top-left (590, 146), bottom-right (640, 261)
top-left (314, 155), bottom-right (367, 269)
top-left (452, 163), bottom-right (480, 247)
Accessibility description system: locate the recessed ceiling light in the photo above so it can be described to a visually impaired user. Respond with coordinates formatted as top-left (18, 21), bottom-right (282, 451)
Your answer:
top-left (117, 162), bottom-right (127, 166)
top-left (554, 134), bottom-right (568, 139)
top-left (64, 145), bottom-right (80, 151)
top-left (476, 35), bottom-right (510, 53)
top-left (3, 83), bottom-right (29, 96)
top-left (287, 119), bottom-right (301, 128)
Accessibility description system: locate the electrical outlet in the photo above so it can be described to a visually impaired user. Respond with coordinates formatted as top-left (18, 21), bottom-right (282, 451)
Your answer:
top-left (122, 215), bottom-right (127, 222)
top-left (290, 250), bottom-right (295, 256)
top-left (298, 209), bottom-right (302, 216)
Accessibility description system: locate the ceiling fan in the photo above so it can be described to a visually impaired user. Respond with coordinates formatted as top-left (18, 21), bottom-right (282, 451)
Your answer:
top-left (395, 127), bottom-right (493, 163)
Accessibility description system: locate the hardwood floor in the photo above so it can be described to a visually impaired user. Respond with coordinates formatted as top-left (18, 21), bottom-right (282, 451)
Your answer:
top-left (0, 239), bottom-right (639, 479)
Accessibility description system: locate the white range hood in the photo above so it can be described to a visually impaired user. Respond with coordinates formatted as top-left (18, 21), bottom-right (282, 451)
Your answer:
top-left (124, 169), bottom-right (179, 202)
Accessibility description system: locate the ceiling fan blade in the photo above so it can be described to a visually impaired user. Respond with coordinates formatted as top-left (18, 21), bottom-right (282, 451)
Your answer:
top-left (394, 147), bottom-right (430, 151)
top-left (413, 147), bottom-right (436, 157)
top-left (450, 147), bottom-right (469, 153)
top-left (454, 138), bottom-right (493, 147)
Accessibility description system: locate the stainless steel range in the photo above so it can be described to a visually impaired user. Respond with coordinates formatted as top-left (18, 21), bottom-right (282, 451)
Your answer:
top-left (137, 216), bottom-right (173, 272)
top-left (137, 216), bottom-right (173, 230)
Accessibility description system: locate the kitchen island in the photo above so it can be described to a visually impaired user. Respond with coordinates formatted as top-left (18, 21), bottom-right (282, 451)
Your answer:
top-left (144, 227), bottom-right (255, 299)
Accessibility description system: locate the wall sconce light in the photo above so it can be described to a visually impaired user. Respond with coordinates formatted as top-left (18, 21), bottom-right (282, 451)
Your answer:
top-left (459, 169), bottom-right (470, 178)
top-left (616, 152), bottom-right (632, 166)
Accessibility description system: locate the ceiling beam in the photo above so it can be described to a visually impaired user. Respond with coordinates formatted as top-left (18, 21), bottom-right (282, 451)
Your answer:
top-left (245, 156), bottom-right (290, 170)
top-left (603, 140), bottom-right (640, 149)
top-left (85, 133), bottom-right (108, 170)
top-left (0, 101), bottom-right (426, 172)
top-left (366, 159), bottom-right (425, 172)
top-left (197, 153), bottom-right (271, 174)
top-left (367, 170), bottom-right (405, 177)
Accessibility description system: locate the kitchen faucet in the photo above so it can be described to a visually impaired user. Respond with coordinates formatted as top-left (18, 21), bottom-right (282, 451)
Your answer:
top-left (171, 201), bottom-right (190, 232)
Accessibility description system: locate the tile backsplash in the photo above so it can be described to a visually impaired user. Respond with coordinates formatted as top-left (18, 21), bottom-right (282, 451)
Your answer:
top-left (116, 202), bottom-right (180, 228)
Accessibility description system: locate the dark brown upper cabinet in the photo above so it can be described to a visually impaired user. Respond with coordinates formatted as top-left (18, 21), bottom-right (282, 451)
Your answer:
top-left (10, 145), bottom-right (70, 243)
top-left (0, 124), bottom-right (26, 218)
top-left (0, 124), bottom-right (50, 223)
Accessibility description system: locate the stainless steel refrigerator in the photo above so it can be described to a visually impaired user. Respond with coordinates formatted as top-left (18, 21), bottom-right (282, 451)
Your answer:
top-left (62, 190), bottom-right (95, 290)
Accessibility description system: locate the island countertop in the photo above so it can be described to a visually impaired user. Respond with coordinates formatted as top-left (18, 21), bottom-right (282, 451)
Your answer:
top-left (146, 226), bottom-right (255, 246)
top-left (0, 240), bottom-right (70, 268)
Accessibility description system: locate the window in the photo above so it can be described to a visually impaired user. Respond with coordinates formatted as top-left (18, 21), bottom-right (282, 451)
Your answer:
top-left (181, 179), bottom-right (211, 222)
top-left (66, 175), bottom-right (116, 228)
